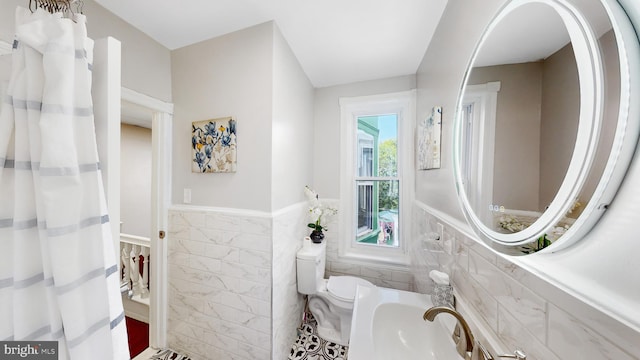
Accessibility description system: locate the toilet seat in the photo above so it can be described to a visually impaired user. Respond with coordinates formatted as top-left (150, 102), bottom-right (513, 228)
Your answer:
top-left (326, 276), bottom-right (374, 302)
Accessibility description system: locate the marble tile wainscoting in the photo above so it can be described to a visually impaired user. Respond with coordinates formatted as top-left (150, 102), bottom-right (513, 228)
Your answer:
top-left (411, 200), bottom-right (640, 360)
top-left (272, 203), bottom-right (311, 360)
top-left (167, 203), bottom-right (311, 360)
top-left (167, 206), bottom-right (274, 360)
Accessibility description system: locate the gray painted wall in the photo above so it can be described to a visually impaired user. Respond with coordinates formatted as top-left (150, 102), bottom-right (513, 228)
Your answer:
top-left (120, 124), bottom-right (152, 238)
top-left (469, 62), bottom-right (543, 212)
top-left (271, 24), bottom-right (315, 211)
top-left (170, 22), bottom-right (274, 211)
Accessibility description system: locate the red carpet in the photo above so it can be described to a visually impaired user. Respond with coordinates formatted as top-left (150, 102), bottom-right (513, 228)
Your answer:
top-left (126, 316), bottom-right (149, 358)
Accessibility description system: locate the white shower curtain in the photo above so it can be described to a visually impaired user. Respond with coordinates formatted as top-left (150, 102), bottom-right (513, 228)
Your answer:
top-left (0, 7), bottom-right (129, 360)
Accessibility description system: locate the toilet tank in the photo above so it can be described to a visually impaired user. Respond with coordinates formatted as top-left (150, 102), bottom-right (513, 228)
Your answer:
top-left (296, 241), bottom-right (326, 295)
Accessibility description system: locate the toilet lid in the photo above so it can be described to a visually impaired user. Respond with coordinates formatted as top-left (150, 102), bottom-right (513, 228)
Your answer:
top-left (327, 276), bottom-right (374, 301)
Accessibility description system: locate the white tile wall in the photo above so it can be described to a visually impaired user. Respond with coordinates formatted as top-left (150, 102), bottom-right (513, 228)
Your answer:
top-left (168, 207), bottom-right (273, 360)
top-left (272, 203), bottom-right (308, 360)
top-left (411, 200), bottom-right (640, 360)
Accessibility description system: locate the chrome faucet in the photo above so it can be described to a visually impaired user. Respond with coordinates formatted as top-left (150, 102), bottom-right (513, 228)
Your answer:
top-left (423, 306), bottom-right (475, 359)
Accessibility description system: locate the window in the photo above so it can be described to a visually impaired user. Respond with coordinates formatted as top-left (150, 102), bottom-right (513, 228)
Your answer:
top-left (355, 115), bottom-right (399, 247)
top-left (339, 91), bottom-right (415, 265)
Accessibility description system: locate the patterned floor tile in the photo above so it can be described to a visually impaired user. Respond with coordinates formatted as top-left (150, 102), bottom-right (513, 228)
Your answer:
top-left (288, 315), bottom-right (348, 360)
top-left (149, 349), bottom-right (192, 360)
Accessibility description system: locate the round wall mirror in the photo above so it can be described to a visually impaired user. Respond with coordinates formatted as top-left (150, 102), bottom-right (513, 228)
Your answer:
top-left (453, 0), bottom-right (640, 254)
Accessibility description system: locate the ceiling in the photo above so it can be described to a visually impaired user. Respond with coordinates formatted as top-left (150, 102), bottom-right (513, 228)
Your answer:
top-left (473, 1), bottom-right (613, 67)
top-left (473, 3), bottom-right (570, 68)
top-left (94, 0), bottom-right (449, 88)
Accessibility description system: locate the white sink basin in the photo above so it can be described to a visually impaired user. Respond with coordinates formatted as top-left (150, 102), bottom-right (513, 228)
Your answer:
top-left (348, 286), bottom-right (462, 360)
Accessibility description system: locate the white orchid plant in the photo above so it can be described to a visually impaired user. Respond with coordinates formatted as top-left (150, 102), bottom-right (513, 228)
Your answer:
top-left (304, 186), bottom-right (337, 232)
top-left (499, 199), bottom-right (582, 254)
top-left (497, 214), bottom-right (529, 233)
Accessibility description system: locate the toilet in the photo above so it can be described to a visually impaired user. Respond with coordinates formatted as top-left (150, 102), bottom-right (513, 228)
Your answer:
top-left (296, 240), bottom-right (375, 346)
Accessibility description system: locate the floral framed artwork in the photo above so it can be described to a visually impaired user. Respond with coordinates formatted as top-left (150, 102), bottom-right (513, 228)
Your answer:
top-left (191, 117), bottom-right (237, 173)
top-left (417, 106), bottom-right (442, 170)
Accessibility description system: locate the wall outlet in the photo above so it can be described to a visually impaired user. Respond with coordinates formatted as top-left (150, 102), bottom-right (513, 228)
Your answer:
top-left (183, 188), bottom-right (192, 204)
top-left (437, 222), bottom-right (444, 241)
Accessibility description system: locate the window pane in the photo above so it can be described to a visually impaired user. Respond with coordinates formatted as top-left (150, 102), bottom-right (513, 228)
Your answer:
top-left (356, 181), bottom-right (374, 235)
top-left (357, 115), bottom-right (397, 177)
top-left (355, 180), bottom-right (399, 248)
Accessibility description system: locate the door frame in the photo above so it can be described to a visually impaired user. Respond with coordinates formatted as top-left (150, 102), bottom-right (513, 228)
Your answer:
top-left (461, 81), bottom-right (500, 225)
top-left (122, 87), bottom-right (173, 349)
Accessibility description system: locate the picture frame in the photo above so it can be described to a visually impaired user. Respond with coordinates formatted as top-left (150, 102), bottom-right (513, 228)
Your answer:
top-left (191, 117), bottom-right (237, 173)
top-left (417, 106), bottom-right (442, 170)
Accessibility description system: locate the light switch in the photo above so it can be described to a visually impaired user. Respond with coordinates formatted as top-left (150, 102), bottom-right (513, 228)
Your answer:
top-left (183, 188), bottom-right (192, 204)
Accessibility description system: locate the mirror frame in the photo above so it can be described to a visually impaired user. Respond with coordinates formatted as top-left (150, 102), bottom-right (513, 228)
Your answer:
top-left (453, 0), bottom-right (640, 252)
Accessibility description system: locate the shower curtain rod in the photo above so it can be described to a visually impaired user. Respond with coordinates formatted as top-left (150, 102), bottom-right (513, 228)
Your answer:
top-left (29, 0), bottom-right (83, 15)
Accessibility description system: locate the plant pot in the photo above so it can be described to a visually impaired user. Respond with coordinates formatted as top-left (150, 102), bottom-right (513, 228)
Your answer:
top-left (310, 229), bottom-right (324, 243)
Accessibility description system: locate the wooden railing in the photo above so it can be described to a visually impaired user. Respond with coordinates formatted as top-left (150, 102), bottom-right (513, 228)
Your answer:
top-left (120, 234), bottom-right (150, 305)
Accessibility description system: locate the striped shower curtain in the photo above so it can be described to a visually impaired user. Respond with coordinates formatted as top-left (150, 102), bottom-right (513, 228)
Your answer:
top-left (0, 7), bottom-right (129, 360)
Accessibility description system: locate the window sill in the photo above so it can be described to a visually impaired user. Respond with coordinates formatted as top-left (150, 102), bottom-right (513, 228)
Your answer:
top-left (356, 230), bottom-right (381, 243)
top-left (338, 250), bottom-right (410, 271)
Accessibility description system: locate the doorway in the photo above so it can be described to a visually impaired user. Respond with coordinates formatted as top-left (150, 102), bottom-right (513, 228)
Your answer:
top-left (120, 87), bottom-right (173, 356)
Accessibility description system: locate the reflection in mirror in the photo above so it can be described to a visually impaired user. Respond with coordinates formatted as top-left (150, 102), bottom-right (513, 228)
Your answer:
top-left (463, 2), bottom-right (581, 238)
top-left (457, 0), bottom-right (621, 253)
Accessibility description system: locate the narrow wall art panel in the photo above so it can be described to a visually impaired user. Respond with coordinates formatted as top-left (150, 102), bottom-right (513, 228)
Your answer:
top-left (192, 117), bottom-right (237, 173)
top-left (417, 106), bottom-right (442, 170)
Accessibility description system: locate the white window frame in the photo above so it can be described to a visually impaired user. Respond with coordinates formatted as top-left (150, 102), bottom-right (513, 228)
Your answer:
top-left (339, 90), bottom-right (415, 266)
